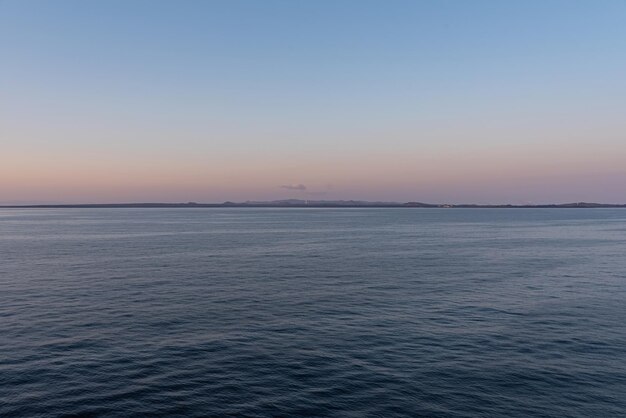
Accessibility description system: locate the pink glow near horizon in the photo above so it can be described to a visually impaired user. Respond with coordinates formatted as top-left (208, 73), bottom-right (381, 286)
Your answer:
top-left (2, 139), bottom-right (625, 204)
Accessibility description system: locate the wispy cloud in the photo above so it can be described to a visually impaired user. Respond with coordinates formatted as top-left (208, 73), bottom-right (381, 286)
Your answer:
top-left (279, 184), bottom-right (307, 191)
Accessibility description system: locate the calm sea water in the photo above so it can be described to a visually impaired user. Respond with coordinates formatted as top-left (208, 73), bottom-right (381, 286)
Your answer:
top-left (1, 208), bottom-right (625, 417)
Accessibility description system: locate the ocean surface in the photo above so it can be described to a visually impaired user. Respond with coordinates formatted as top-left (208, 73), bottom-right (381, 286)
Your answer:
top-left (1, 208), bottom-right (625, 417)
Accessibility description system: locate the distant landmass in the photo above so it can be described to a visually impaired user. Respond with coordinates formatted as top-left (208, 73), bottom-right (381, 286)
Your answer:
top-left (2, 200), bottom-right (625, 208)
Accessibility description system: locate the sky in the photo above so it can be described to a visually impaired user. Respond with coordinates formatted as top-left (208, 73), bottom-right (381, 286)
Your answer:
top-left (2, 0), bottom-right (625, 204)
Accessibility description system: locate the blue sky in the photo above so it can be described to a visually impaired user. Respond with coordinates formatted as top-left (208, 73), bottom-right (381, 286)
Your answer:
top-left (2, 1), bottom-right (625, 203)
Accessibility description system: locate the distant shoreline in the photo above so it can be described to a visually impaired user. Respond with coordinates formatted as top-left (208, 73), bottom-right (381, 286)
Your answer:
top-left (2, 201), bottom-right (625, 209)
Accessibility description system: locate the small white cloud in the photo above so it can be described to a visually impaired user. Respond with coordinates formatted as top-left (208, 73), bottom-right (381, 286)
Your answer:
top-left (279, 184), bottom-right (307, 191)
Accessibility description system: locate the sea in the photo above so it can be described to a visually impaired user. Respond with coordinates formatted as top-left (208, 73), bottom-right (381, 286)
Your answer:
top-left (1, 208), bottom-right (625, 417)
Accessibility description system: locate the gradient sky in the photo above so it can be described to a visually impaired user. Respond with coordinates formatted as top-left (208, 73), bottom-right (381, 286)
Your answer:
top-left (2, 0), bottom-right (625, 204)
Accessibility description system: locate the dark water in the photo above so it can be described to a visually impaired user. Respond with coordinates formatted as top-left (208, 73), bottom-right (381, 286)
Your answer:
top-left (1, 208), bottom-right (625, 417)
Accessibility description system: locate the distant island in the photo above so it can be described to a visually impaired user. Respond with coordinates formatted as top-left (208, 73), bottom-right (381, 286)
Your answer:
top-left (2, 200), bottom-right (625, 208)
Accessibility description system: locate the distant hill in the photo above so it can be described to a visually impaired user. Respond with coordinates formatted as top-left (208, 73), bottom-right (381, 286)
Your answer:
top-left (235, 199), bottom-right (407, 207)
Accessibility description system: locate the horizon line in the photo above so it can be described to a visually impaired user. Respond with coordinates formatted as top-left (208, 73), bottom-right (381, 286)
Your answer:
top-left (2, 200), bottom-right (626, 209)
